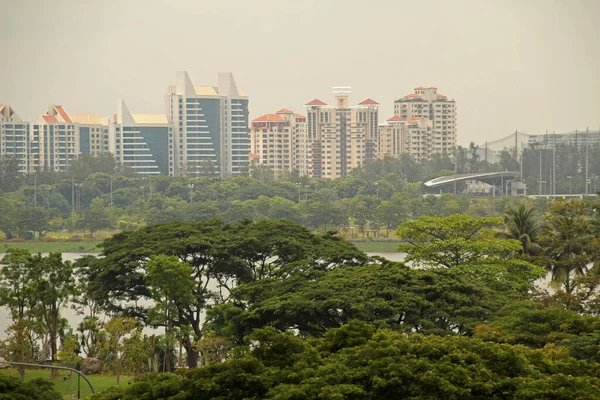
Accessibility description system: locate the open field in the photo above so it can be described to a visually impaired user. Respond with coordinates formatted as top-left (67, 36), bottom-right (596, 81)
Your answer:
top-left (0, 368), bottom-right (132, 399)
top-left (0, 241), bottom-right (102, 253)
top-left (350, 240), bottom-right (402, 252)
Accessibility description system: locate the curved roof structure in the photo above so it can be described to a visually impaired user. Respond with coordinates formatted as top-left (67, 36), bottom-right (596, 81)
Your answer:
top-left (424, 171), bottom-right (520, 188)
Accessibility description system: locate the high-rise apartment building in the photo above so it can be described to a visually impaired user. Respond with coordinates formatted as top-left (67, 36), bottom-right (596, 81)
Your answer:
top-left (109, 100), bottom-right (170, 175)
top-left (34, 105), bottom-right (79, 172)
top-left (394, 86), bottom-right (456, 157)
top-left (249, 108), bottom-right (306, 176)
top-left (378, 116), bottom-right (408, 157)
top-left (69, 114), bottom-right (109, 156)
top-left (378, 116), bottom-right (436, 162)
top-left (0, 104), bottom-right (32, 174)
top-left (165, 71), bottom-right (249, 177)
top-left (302, 87), bottom-right (379, 179)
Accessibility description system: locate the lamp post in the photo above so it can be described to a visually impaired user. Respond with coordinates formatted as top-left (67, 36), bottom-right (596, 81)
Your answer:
top-left (567, 176), bottom-right (572, 195)
top-left (296, 182), bottom-right (301, 203)
top-left (375, 182), bottom-right (379, 199)
top-left (304, 184), bottom-right (309, 201)
top-left (45, 187), bottom-right (50, 209)
top-left (188, 183), bottom-right (194, 203)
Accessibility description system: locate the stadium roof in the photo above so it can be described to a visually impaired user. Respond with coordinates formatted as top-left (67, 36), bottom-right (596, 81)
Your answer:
top-left (424, 171), bottom-right (521, 188)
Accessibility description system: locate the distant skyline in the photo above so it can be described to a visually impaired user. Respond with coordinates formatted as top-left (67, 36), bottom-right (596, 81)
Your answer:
top-left (2, 0), bottom-right (599, 145)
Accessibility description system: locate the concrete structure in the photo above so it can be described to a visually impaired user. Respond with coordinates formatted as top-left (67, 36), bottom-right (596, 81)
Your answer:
top-left (394, 86), bottom-right (456, 158)
top-left (303, 87), bottom-right (379, 179)
top-left (34, 105), bottom-right (79, 172)
top-left (0, 105), bottom-right (32, 174)
top-left (166, 71), bottom-right (249, 177)
top-left (69, 114), bottom-right (109, 156)
top-left (109, 100), bottom-right (170, 175)
top-left (249, 108), bottom-right (306, 176)
top-left (424, 171), bottom-right (524, 196)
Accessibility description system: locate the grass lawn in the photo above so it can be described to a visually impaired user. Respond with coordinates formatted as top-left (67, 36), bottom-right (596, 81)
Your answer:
top-left (0, 241), bottom-right (102, 254)
top-left (350, 240), bottom-right (402, 253)
top-left (0, 368), bottom-right (132, 399)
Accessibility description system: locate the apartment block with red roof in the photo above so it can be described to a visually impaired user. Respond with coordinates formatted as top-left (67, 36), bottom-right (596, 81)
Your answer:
top-left (0, 105), bottom-right (33, 174)
top-left (393, 86), bottom-right (457, 159)
top-left (249, 109), bottom-right (306, 176)
top-left (303, 87), bottom-right (379, 179)
top-left (33, 105), bottom-right (80, 172)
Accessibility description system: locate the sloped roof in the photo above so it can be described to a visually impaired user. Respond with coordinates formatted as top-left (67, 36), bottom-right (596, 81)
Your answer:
top-left (414, 86), bottom-right (427, 90)
top-left (436, 93), bottom-right (448, 98)
top-left (276, 108), bottom-right (294, 114)
top-left (358, 98), bottom-right (380, 105)
top-left (295, 113), bottom-right (306, 119)
top-left (55, 106), bottom-right (72, 123)
top-left (253, 114), bottom-right (286, 122)
top-left (405, 94), bottom-right (422, 99)
top-left (305, 99), bottom-right (327, 106)
top-left (42, 115), bottom-right (59, 123)
top-left (387, 115), bottom-right (405, 122)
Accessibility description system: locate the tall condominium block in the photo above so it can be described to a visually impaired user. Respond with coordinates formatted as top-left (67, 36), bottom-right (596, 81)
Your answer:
top-left (302, 87), bottom-right (379, 179)
top-left (394, 86), bottom-right (457, 157)
top-left (378, 116), bottom-right (435, 162)
top-left (249, 108), bottom-right (306, 176)
top-left (109, 100), bottom-right (170, 175)
top-left (69, 114), bottom-right (109, 156)
top-left (378, 116), bottom-right (408, 157)
top-left (0, 104), bottom-right (32, 174)
top-left (34, 105), bottom-right (79, 172)
top-left (165, 71), bottom-right (249, 177)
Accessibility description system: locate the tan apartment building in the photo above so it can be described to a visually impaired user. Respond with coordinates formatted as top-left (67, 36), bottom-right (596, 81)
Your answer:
top-left (34, 105), bottom-right (80, 172)
top-left (394, 86), bottom-right (456, 158)
top-left (249, 108), bottom-right (306, 176)
top-left (378, 116), bottom-right (436, 162)
top-left (303, 87), bottom-right (379, 179)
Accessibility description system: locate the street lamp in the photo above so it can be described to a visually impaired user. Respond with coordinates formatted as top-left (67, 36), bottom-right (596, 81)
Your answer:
top-left (45, 187), bottom-right (50, 209)
top-left (304, 184), bottom-right (309, 201)
top-left (567, 176), bottom-right (572, 195)
top-left (375, 182), bottom-right (379, 199)
top-left (296, 182), bottom-right (301, 203)
top-left (188, 183), bottom-right (195, 203)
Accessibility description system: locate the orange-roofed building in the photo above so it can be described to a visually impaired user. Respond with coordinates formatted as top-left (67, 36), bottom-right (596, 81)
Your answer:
top-left (34, 105), bottom-right (80, 172)
top-left (250, 109), bottom-right (307, 178)
top-left (394, 86), bottom-right (456, 160)
top-left (302, 86), bottom-right (379, 179)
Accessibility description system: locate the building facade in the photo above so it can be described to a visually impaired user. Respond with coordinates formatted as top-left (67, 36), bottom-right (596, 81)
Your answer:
top-left (34, 105), bottom-right (79, 172)
top-left (394, 86), bottom-right (456, 158)
top-left (302, 87), bottom-right (379, 179)
top-left (165, 71), bottom-right (249, 177)
top-left (109, 100), bottom-right (170, 175)
top-left (249, 108), bottom-right (307, 176)
top-left (69, 114), bottom-right (109, 156)
top-left (0, 104), bottom-right (32, 174)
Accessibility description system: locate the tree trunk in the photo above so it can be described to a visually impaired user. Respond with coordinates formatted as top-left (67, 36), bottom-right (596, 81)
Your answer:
top-left (184, 337), bottom-right (199, 368)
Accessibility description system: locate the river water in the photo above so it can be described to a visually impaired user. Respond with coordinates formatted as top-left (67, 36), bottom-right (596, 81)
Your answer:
top-left (0, 252), bottom-right (407, 340)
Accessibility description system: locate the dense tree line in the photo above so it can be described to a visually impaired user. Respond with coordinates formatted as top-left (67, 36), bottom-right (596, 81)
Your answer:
top-left (2, 197), bottom-right (600, 398)
top-left (1, 154), bottom-right (566, 240)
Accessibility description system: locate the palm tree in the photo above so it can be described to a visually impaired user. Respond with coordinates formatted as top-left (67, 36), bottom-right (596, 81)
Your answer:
top-left (503, 205), bottom-right (543, 256)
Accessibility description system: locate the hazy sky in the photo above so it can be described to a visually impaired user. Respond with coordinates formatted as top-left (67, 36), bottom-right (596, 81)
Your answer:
top-left (1, 0), bottom-right (598, 145)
